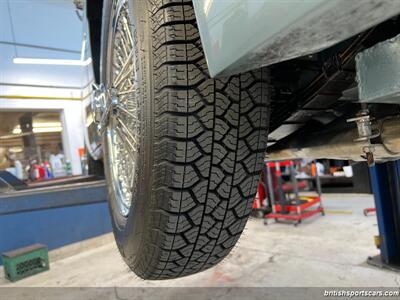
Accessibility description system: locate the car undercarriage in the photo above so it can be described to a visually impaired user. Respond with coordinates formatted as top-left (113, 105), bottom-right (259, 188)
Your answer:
top-left (267, 16), bottom-right (400, 165)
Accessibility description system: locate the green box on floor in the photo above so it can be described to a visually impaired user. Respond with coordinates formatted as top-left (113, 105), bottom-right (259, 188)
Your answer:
top-left (2, 243), bottom-right (49, 282)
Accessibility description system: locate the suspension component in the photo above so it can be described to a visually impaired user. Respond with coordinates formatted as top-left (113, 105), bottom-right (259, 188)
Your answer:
top-left (347, 109), bottom-right (380, 166)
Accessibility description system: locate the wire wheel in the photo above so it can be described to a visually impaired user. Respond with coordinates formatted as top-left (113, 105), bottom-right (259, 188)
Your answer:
top-left (104, 0), bottom-right (139, 217)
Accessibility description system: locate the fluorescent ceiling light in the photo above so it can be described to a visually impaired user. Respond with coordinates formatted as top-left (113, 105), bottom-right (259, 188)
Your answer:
top-left (12, 127), bottom-right (62, 134)
top-left (13, 57), bottom-right (92, 66)
top-left (15, 122), bottom-right (61, 128)
top-left (12, 122), bottom-right (62, 134)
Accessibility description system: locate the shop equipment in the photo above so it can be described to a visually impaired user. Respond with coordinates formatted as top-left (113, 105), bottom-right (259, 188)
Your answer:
top-left (252, 170), bottom-right (272, 218)
top-left (2, 244), bottom-right (49, 282)
top-left (264, 160), bottom-right (324, 226)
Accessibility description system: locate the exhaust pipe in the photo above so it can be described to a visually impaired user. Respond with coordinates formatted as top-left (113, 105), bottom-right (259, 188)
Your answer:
top-left (267, 116), bottom-right (400, 161)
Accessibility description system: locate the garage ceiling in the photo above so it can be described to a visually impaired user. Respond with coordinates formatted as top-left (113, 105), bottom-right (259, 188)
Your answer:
top-left (0, 0), bottom-right (93, 96)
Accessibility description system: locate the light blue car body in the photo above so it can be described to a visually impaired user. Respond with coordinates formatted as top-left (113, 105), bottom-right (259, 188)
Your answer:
top-left (192, 0), bottom-right (400, 77)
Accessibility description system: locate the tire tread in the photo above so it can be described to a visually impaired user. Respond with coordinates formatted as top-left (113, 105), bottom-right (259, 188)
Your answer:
top-left (135, 0), bottom-right (269, 279)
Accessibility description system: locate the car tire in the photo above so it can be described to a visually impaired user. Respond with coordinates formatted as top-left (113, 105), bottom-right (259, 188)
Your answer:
top-left (100, 0), bottom-right (270, 280)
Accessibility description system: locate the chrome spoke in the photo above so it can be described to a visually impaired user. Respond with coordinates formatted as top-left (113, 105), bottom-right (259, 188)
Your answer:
top-left (104, 0), bottom-right (139, 217)
top-left (114, 126), bottom-right (137, 157)
top-left (114, 64), bottom-right (134, 88)
top-left (120, 35), bottom-right (129, 58)
top-left (116, 117), bottom-right (138, 150)
top-left (113, 49), bottom-right (133, 87)
top-left (117, 105), bottom-right (138, 120)
top-left (116, 52), bottom-right (124, 66)
top-left (117, 88), bottom-right (135, 96)
top-left (123, 17), bottom-right (133, 47)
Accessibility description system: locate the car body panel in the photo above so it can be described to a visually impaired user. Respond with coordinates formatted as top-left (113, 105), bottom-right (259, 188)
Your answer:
top-left (193, 0), bottom-right (400, 77)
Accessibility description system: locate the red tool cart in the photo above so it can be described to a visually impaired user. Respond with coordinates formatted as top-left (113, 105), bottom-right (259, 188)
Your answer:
top-left (264, 160), bottom-right (325, 226)
top-left (252, 172), bottom-right (272, 218)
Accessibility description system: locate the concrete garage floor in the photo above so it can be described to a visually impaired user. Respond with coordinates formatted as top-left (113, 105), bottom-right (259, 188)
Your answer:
top-left (1, 194), bottom-right (400, 288)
